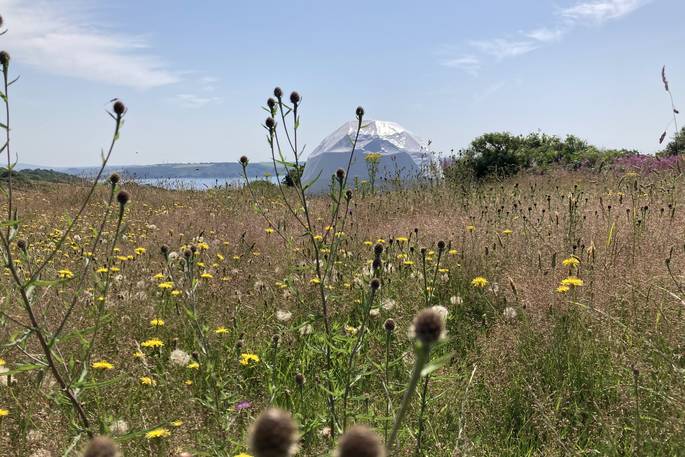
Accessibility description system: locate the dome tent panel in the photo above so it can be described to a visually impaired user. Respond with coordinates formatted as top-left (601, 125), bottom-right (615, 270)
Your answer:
top-left (301, 120), bottom-right (435, 193)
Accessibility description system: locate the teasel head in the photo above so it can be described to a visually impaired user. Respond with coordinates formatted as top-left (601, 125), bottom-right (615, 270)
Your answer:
top-left (265, 117), bottom-right (275, 133)
top-left (289, 91), bottom-right (301, 106)
top-left (267, 97), bottom-right (276, 113)
top-left (355, 106), bottom-right (365, 123)
top-left (83, 436), bottom-right (120, 457)
top-left (112, 100), bottom-right (126, 117)
top-left (437, 240), bottom-right (446, 252)
top-left (373, 243), bottom-right (383, 257)
top-left (336, 168), bottom-right (345, 183)
top-left (410, 307), bottom-right (445, 346)
top-left (0, 51), bottom-right (10, 70)
top-left (16, 239), bottom-right (27, 252)
top-left (334, 425), bottom-right (385, 457)
top-left (384, 318), bottom-right (395, 333)
top-left (116, 190), bottom-right (130, 207)
top-left (273, 87), bottom-right (283, 99)
top-left (248, 408), bottom-right (299, 457)
top-left (372, 257), bottom-right (382, 271)
top-left (109, 173), bottom-right (120, 185)
top-left (370, 277), bottom-right (381, 291)
top-left (240, 155), bottom-right (249, 167)
top-left (345, 189), bottom-right (353, 201)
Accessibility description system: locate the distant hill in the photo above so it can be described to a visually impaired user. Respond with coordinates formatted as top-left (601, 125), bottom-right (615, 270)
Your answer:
top-left (54, 161), bottom-right (287, 179)
top-left (1, 168), bottom-right (83, 184)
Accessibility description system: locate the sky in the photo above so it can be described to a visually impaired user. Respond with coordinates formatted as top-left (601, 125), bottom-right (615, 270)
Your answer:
top-left (0, 0), bottom-right (682, 167)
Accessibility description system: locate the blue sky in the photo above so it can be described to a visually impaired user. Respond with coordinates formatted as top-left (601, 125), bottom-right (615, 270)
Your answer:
top-left (0, 0), bottom-right (682, 167)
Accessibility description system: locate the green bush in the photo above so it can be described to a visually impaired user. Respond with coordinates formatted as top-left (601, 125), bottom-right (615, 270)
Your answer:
top-left (446, 131), bottom-right (631, 181)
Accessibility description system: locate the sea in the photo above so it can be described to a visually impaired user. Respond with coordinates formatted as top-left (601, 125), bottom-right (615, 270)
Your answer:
top-left (134, 176), bottom-right (278, 190)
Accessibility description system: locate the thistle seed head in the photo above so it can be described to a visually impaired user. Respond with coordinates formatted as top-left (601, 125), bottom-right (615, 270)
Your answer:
top-left (248, 408), bottom-right (299, 457)
top-left (334, 425), bottom-right (384, 457)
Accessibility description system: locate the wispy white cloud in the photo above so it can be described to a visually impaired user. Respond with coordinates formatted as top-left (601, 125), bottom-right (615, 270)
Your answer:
top-left (470, 38), bottom-right (539, 59)
top-left (439, 55), bottom-right (481, 75)
top-left (0, 0), bottom-right (179, 89)
top-left (440, 0), bottom-right (651, 74)
top-left (525, 27), bottom-right (566, 43)
top-left (172, 93), bottom-right (221, 109)
top-left (561, 0), bottom-right (648, 24)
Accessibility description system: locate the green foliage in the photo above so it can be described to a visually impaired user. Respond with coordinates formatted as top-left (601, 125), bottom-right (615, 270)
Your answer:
top-left (447, 131), bottom-right (630, 180)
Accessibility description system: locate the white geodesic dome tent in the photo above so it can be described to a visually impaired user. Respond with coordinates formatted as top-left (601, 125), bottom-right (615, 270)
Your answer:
top-left (300, 120), bottom-right (437, 193)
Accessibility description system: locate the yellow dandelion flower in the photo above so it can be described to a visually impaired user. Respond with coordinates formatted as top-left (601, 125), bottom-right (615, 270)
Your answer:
top-left (466, 225), bottom-right (476, 232)
top-left (265, 227), bottom-right (274, 234)
top-left (562, 256), bottom-right (580, 268)
top-left (150, 318), bottom-right (165, 327)
top-left (403, 260), bottom-right (414, 266)
top-left (239, 353), bottom-right (260, 366)
top-left (471, 276), bottom-right (489, 288)
top-left (234, 453), bottom-right (252, 457)
top-left (135, 247), bottom-right (146, 255)
top-left (310, 278), bottom-right (321, 285)
top-left (0, 409), bottom-right (9, 417)
top-left (556, 285), bottom-right (570, 293)
top-left (153, 273), bottom-right (165, 280)
top-left (214, 326), bottom-right (229, 334)
top-left (141, 338), bottom-right (164, 348)
top-left (92, 360), bottom-right (114, 370)
top-left (187, 362), bottom-right (200, 369)
top-left (145, 428), bottom-right (171, 440)
top-left (158, 281), bottom-right (174, 290)
top-left (95, 267), bottom-right (108, 274)
top-left (171, 290), bottom-right (182, 297)
top-left (560, 276), bottom-right (584, 287)
top-left (448, 249), bottom-right (458, 255)
top-left (363, 240), bottom-right (373, 246)
top-left (200, 272), bottom-right (213, 279)
top-left (140, 376), bottom-right (156, 386)
top-left (58, 269), bottom-right (74, 279)
top-left (313, 234), bottom-right (323, 241)
top-left (171, 419), bottom-right (183, 427)
top-left (133, 351), bottom-right (144, 359)
top-left (197, 242), bottom-right (210, 250)
top-left (502, 229), bottom-right (513, 235)
top-left (0, 358), bottom-right (5, 366)
top-left (184, 379), bottom-right (193, 385)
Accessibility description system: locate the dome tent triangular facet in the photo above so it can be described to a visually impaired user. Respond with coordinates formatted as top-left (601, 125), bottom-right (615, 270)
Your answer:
top-left (300, 120), bottom-right (435, 193)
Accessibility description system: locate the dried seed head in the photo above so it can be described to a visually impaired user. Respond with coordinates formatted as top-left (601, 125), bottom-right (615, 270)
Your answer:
top-left (437, 240), bottom-right (446, 251)
top-left (372, 257), bottom-right (382, 270)
top-left (295, 372), bottom-right (305, 386)
top-left (373, 244), bottom-right (383, 256)
top-left (240, 155), bottom-right (249, 166)
top-left (83, 436), bottom-right (119, 457)
top-left (370, 278), bottom-right (381, 290)
top-left (184, 249), bottom-right (192, 258)
top-left (116, 190), bottom-right (130, 206)
top-left (345, 189), bottom-right (353, 200)
top-left (267, 98), bottom-right (276, 109)
top-left (109, 173), bottom-right (120, 185)
top-left (336, 168), bottom-right (345, 181)
top-left (411, 308), bottom-right (444, 345)
top-left (16, 239), bottom-right (27, 251)
top-left (160, 244), bottom-right (169, 256)
top-left (334, 425), bottom-right (385, 457)
top-left (248, 408), bottom-right (299, 457)
top-left (274, 87), bottom-right (283, 99)
top-left (265, 117), bottom-right (275, 130)
top-left (355, 106), bottom-right (365, 119)
top-left (289, 91), bottom-right (300, 105)
top-left (112, 100), bottom-right (125, 116)
top-left (0, 51), bottom-right (10, 68)
top-left (384, 318), bottom-right (395, 333)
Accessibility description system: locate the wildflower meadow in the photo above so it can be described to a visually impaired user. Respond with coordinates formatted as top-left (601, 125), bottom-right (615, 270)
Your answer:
top-left (1, 10), bottom-right (685, 457)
